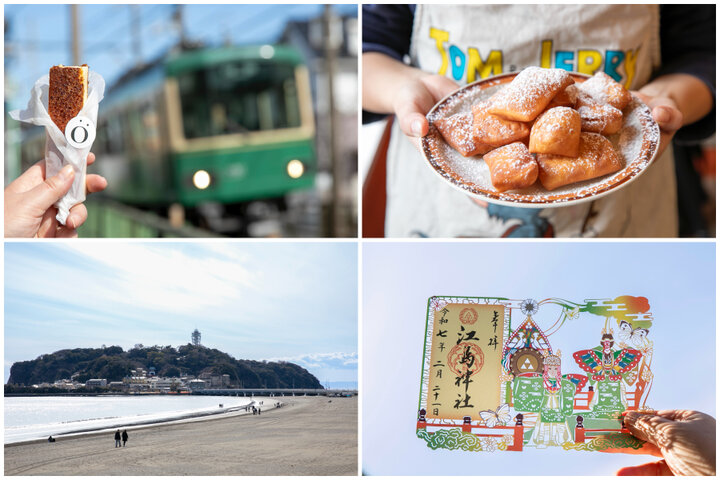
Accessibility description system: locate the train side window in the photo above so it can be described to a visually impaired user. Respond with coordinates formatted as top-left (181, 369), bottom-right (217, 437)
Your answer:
top-left (178, 71), bottom-right (211, 139)
top-left (284, 77), bottom-right (300, 127)
top-left (95, 120), bottom-right (108, 153)
top-left (105, 114), bottom-right (126, 154)
top-left (176, 61), bottom-right (303, 140)
top-left (126, 100), bottom-right (161, 157)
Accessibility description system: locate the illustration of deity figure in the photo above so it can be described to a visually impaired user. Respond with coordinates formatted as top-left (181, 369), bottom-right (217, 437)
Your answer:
top-left (512, 351), bottom-right (587, 448)
top-left (572, 330), bottom-right (642, 418)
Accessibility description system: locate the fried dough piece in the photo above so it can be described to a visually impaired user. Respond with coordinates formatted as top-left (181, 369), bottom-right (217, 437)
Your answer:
top-left (529, 107), bottom-right (581, 157)
top-left (546, 84), bottom-right (578, 109)
top-left (49, 64), bottom-right (88, 132)
top-left (483, 142), bottom-right (539, 192)
top-left (536, 132), bottom-right (622, 190)
top-left (579, 71), bottom-right (632, 110)
top-left (434, 112), bottom-right (493, 157)
top-left (472, 101), bottom-right (530, 147)
top-left (487, 67), bottom-right (575, 122)
top-left (576, 91), bottom-right (623, 135)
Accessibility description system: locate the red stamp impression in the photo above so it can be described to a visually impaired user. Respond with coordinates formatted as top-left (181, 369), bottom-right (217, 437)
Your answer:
top-left (459, 307), bottom-right (478, 325)
top-left (447, 342), bottom-right (484, 377)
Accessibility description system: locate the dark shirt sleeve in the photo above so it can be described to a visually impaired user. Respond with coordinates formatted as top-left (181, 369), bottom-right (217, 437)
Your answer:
top-left (362, 5), bottom-right (416, 122)
top-left (362, 4), bottom-right (415, 61)
top-left (656, 5), bottom-right (716, 142)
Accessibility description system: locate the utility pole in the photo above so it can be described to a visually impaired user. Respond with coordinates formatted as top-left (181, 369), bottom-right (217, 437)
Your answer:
top-left (323, 5), bottom-right (342, 237)
top-left (70, 5), bottom-right (82, 65)
top-left (173, 5), bottom-right (186, 49)
top-left (131, 5), bottom-right (142, 66)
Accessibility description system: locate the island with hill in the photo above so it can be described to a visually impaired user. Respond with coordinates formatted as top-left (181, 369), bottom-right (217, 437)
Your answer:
top-left (6, 343), bottom-right (322, 394)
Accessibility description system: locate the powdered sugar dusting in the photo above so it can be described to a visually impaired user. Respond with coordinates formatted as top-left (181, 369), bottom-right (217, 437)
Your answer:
top-left (488, 67), bottom-right (573, 120)
top-left (579, 71), bottom-right (631, 110)
top-left (422, 73), bottom-right (660, 207)
top-left (434, 113), bottom-right (478, 154)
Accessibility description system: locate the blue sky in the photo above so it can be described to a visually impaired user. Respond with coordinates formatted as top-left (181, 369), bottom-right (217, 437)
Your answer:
top-left (4, 3), bottom-right (358, 109)
top-left (362, 241), bottom-right (715, 475)
top-left (5, 241), bottom-right (358, 385)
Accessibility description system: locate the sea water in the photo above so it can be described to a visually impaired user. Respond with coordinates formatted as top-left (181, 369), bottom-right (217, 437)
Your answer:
top-left (5, 395), bottom-right (259, 444)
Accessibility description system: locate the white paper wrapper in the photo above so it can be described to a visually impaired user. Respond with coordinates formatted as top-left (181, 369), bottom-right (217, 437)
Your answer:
top-left (10, 71), bottom-right (105, 224)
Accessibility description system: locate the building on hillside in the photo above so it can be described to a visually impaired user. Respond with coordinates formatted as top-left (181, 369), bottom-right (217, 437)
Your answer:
top-left (151, 377), bottom-right (184, 392)
top-left (108, 381), bottom-right (126, 391)
top-left (85, 379), bottom-right (107, 387)
top-left (188, 379), bottom-right (207, 391)
top-left (198, 372), bottom-right (231, 388)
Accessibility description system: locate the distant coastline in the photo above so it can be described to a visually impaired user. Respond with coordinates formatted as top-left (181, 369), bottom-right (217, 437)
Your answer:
top-left (5, 386), bottom-right (357, 398)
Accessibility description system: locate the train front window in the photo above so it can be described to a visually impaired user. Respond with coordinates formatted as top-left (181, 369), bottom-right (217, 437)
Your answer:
top-left (177, 61), bottom-right (302, 139)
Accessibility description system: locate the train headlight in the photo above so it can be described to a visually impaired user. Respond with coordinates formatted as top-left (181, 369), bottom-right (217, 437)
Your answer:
top-left (259, 45), bottom-right (275, 59)
top-left (286, 159), bottom-right (304, 179)
top-left (193, 170), bottom-right (212, 190)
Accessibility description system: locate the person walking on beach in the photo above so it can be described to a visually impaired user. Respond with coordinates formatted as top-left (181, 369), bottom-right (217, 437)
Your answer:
top-left (121, 430), bottom-right (128, 447)
top-left (114, 430), bottom-right (121, 448)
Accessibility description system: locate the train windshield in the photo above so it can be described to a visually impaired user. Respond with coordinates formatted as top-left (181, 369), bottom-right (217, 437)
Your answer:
top-left (177, 61), bottom-right (303, 139)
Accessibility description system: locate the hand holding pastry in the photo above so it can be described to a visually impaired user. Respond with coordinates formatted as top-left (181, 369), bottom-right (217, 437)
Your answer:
top-left (633, 72), bottom-right (714, 159)
top-left (362, 52), bottom-right (459, 150)
top-left (4, 152), bottom-right (107, 238)
top-left (632, 90), bottom-right (683, 158)
top-left (392, 73), bottom-right (459, 140)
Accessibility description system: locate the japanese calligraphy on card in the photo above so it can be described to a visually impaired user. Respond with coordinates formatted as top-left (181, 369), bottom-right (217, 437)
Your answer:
top-left (428, 304), bottom-right (505, 419)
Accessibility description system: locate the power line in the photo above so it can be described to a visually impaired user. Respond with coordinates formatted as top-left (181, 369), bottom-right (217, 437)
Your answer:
top-left (198, 4), bottom-right (310, 46)
top-left (227, 4), bottom-right (311, 37)
top-left (84, 3), bottom-right (170, 53)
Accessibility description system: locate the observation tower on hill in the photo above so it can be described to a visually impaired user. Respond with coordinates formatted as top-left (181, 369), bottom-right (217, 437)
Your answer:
top-left (192, 329), bottom-right (201, 346)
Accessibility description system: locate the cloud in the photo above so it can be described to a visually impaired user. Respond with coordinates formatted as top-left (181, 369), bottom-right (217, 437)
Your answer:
top-left (5, 243), bottom-right (261, 330)
top-left (270, 352), bottom-right (358, 370)
top-left (5, 243), bottom-right (357, 378)
top-left (59, 243), bottom-right (256, 312)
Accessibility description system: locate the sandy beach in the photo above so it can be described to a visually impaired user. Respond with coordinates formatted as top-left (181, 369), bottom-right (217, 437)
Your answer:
top-left (5, 396), bottom-right (357, 476)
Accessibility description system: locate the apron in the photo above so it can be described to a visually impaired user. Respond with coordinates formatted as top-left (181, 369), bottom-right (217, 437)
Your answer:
top-left (385, 4), bottom-right (677, 237)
